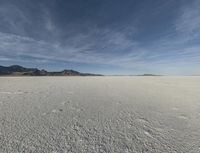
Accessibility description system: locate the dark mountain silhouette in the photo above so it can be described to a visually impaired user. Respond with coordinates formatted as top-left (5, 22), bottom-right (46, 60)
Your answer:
top-left (0, 65), bottom-right (102, 76)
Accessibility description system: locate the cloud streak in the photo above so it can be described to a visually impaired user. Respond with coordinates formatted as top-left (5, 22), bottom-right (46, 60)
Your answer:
top-left (0, 0), bottom-right (200, 75)
top-left (175, 0), bottom-right (200, 42)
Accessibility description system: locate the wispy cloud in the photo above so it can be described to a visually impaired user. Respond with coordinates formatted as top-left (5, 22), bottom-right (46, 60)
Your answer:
top-left (0, 3), bottom-right (31, 35)
top-left (175, 0), bottom-right (200, 42)
top-left (0, 0), bottom-right (200, 74)
top-left (0, 26), bottom-right (139, 65)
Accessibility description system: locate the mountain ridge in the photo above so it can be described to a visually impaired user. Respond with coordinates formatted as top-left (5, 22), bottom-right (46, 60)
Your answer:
top-left (0, 65), bottom-right (102, 76)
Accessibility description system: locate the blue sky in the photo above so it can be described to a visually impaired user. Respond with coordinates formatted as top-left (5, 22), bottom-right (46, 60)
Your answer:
top-left (0, 0), bottom-right (200, 75)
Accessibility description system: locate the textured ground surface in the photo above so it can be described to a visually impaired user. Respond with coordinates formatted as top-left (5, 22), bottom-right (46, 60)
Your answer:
top-left (0, 76), bottom-right (200, 153)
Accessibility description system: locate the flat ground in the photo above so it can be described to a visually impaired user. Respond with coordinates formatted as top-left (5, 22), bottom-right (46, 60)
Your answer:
top-left (0, 77), bottom-right (200, 153)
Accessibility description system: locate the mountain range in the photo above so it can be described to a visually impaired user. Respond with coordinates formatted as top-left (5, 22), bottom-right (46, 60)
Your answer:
top-left (0, 65), bottom-right (102, 76)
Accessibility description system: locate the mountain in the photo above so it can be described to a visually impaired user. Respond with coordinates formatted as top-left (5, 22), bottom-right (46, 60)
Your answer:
top-left (137, 74), bottom-right (162, 76)
top-left (0, 65), bottom-right (102, 76)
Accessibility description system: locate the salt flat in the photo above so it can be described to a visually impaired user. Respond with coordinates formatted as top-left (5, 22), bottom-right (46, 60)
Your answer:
top-left (0, 76), bottom-right (200, 153)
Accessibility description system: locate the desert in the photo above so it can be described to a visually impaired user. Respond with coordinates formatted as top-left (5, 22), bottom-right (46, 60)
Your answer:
top-left (0, 76), bottom-right (200, 153)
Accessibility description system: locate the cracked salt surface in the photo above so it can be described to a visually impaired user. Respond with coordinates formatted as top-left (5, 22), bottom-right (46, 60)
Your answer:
top-left (0, 76), bottom-right (200, 153)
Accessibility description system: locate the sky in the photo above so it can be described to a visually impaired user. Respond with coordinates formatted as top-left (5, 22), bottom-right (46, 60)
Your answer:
top-left (0, 0), bottom-right (200, 75)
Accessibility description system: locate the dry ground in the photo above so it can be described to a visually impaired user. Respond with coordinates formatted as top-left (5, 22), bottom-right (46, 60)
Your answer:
top-left (0, 76), bottom-right (200, 153)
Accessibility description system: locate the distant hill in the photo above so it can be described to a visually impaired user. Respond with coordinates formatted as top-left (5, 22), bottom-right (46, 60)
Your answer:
top-left (137, 74), bottom-right (162, 76)
top-left (0, 65), bottom-right (102, 76)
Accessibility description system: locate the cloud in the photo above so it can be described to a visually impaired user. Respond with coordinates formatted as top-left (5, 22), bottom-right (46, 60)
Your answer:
top-left (0, 0), bottom-right (200, 75)
top-left (0, 3), bottom-right (31, 36)
top-left (0, 26), bottom-right (140, 66)
top-left (0, 1), bottom-right (140, 66)
top-left (175, 0), bottom-right (200, 42)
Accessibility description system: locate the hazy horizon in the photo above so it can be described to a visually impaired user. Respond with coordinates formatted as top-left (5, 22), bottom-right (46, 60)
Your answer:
top-left (0, 0), bottom-right (200, 75)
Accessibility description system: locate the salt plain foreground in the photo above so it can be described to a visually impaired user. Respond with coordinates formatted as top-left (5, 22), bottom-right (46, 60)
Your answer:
top-left (0, 76), bottom-right (200, 153)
